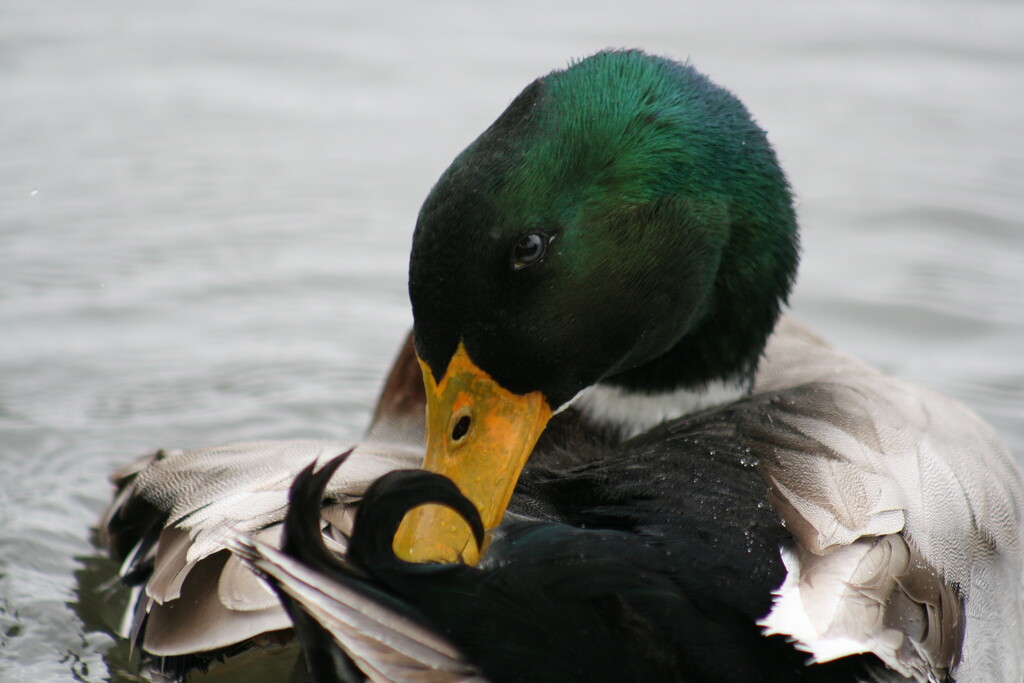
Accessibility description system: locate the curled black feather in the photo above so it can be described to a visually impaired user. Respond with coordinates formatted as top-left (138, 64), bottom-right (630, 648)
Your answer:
top-left (349, 469), bottom-right (485, 572)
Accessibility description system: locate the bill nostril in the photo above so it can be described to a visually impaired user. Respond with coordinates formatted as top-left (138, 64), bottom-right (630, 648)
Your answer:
top-left (451, 415), bottom-right (471, 442)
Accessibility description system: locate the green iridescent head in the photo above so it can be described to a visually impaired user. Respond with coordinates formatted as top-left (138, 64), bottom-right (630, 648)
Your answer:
top-left (410, 49), bottom-right (798, 407)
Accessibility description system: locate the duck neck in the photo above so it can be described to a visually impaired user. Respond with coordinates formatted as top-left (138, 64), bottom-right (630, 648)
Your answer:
top-left (575, 201), bottom-right (797, 437)
top-left (574, 375), bottom-right (751, 439)
top-left (576, 278), bottom-right (780, 438)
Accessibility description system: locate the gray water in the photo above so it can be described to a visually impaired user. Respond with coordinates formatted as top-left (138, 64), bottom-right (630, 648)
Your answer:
top-left (2, 1), bottom-right (1023, 680)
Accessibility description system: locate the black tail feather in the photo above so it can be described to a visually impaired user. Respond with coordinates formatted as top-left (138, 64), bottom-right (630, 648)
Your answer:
top-left (282, 450), bottom-right (354, 576)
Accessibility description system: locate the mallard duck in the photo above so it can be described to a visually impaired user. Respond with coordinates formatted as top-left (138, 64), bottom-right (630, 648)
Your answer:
top-left (101, 49), bottom-right (1023, 681)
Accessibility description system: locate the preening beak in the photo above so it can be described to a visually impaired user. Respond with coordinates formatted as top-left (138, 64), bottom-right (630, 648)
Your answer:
top-left (391, 343), bottom-right (552, 564)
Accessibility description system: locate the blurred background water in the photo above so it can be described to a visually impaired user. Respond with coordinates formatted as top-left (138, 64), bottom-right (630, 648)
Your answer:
top-left (1, 0), bottom-right (1022, 680)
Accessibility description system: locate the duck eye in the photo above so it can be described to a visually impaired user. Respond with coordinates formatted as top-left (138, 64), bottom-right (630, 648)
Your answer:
top-left (451, 415), bottom-right (471, 442)
top-left (511, 232), bottom-right (548, 270)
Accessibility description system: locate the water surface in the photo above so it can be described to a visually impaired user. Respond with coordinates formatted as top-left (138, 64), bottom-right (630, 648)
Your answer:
top-left (2, 1), bottom-right (1022, 679)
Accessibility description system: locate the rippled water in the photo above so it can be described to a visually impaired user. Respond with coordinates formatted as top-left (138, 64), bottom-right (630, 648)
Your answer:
top-left (2, 1), bottom-right (1022, 679)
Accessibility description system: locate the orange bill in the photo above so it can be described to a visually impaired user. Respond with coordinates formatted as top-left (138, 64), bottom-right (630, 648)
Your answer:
top-left (391, 342), bottom-right (552, 565)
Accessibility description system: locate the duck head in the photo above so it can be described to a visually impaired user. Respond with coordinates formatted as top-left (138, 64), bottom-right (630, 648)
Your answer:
top-left (394, 50), bottom-right (798, 563)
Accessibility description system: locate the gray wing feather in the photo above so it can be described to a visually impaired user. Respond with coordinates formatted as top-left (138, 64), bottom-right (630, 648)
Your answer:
top-left (229, 535), bottom-right (487, 683)
top-left (753, 319), bottom-right (1024, 681)
top-left (102, 439), bottom-right (422, 656)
